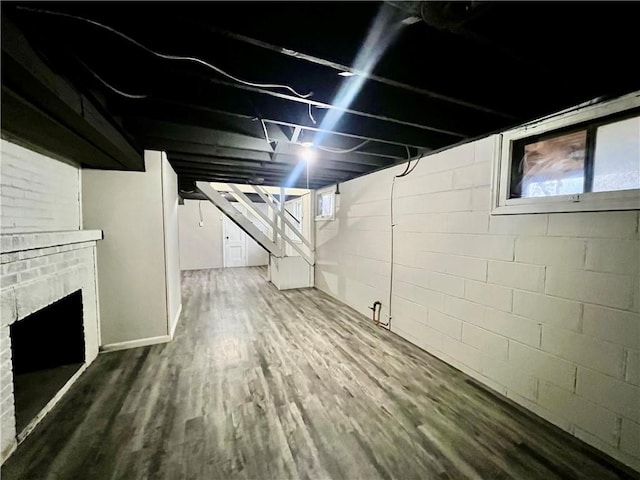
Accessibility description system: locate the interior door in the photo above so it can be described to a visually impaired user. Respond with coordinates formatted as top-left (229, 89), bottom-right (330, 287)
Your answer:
top-left (223, 211), bottom-right (247, 268)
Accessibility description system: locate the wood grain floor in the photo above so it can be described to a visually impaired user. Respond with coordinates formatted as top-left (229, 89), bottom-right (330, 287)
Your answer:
top-left (3, 267), bottom-right (638, 480)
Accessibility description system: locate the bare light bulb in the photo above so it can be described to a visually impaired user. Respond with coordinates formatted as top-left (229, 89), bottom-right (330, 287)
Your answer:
top-left (301, 143), bottom-right (316, 162)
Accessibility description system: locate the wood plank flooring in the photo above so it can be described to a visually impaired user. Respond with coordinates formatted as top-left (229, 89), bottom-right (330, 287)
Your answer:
top-left (3, 267), bottom-right (638, 479)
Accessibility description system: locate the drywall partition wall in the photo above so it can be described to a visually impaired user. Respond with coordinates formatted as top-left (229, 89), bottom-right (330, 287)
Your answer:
top-left (178, 199), bottom-right (268, 270)
top-left (315, 136), bottom-right (640, 471)
top-left (82, 150), bottom-right (178, 349)
top-left (178, 200), bottom-right (224, 270)
top-left (161, 154), bottom-right (182, 337)
top-left (0, 140), bottom-right (80, 233)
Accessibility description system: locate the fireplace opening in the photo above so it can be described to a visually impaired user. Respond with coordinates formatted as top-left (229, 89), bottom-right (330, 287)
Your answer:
top-left (10, 290), bottom-right (85, 434)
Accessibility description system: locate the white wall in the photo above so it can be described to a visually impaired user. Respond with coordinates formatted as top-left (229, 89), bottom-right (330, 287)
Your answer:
top-left (0, 140), bottom-right (80, 233)
top-left (178, 199), bottom-right (268, 270)
top-left (245, 204), bottom-right (269, 267)
top-left (82, 151), bottom-right (180, 347)
top-left (315, 136), bottom-right (640, 470)
top-left (178, 200), bottom-right (224, 270)
top-left (161, 154), bottom-right (182, 336)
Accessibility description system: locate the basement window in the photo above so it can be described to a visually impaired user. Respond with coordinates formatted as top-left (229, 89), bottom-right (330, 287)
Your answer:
top-left (315, 188), bottom-right (335, 221)
top-left (492, 92), bottom-right (640, 214)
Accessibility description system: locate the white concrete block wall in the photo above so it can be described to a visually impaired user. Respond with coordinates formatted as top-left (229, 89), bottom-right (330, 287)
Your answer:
top-left (0, 140), bottom-right (80, 234)
top-left (315, 134), bottom-right (640, 471)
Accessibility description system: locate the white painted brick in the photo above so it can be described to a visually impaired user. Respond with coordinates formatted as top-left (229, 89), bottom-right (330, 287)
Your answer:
top-left (626, 349), bottom-right (639, 386)
top-left (483, 308), bottom-right (541, 347)
top-left (440, 335), bottom-right (482, 371)
top-left (481, 356), bottom-right (537, 401)
top-left (583, 305), bottom-right (639, 349)
top-left (446, 212), bottom-right (489, 234)
top-left (443, 255), bottom-right (487, 281)
top-left (392, 296), bottom-right (427, 324)
top-left (413, 321), bottom-right (448, 355)
top-left (547, 211), bottom-right (638, 239)
top-left (545, 268), bottom-right (634, 310)
top-left (427, 310), bottom-right (462, 339)
top-left (585, 239), bottom-right (640, 275)
top-left (346, 215), bottom-right (389, 232)
top-left (395, 264), bottom-right (429, 289)
top-left (394, 281), bottom-right (426, 305)
top-left (473, 135), bottom-right (497, 163)
top-left (396, 171), bottom-right (453, 195)
top-left (1, 141), bottom-right (80, 235)
top-left (420, 233), bottom-right (466, 256)
top-left (542, 326), bottom-right (624, 378)
top-left (394, 315), bottom-right (444, 354)
top-left (515, 236), bottom-right (586, 268)
top-left (348, 199), bottom-right (389, 217)
top-left (462, 324), bottom-right (508, 358)
top-left (464, 280), bottom-right (512, 312)
top-left (538, 381), bottom-right (619, 447)
top-left (1, 289), bottom-right (16, 326)
top-left (620, 418), bottom-right (640, 458)
top-left (422, 189), bottom-right (472, 213)
top-left (489, 214), bottom-right (548, 235)
top-left (357, 236), bottom-right (390, 260)
top-left (471, 186), bottom-right (491, 212)
top-left (415, 251), bottom-right (448, 274)
top-left (444, 296), bottom-right (486, 324)
top-left (464, 235), bottom-right (515, 261)
top-left (429, 272), bottom-right (464, 297)
top-left (509, 341), bottom-right (576, 391)
top-left (488, 261), bottom-right (545, 292)
top-left (420, 142), bottom-right (475, 174)
top-left (576, 367), bottom-right (639, 422)
top-left (392, 195), bottom-right (426, 215)
top-left (1, 407), bottom-right (16, 458)
top-left (394, 213), bottom-right (448, 233)
top-left (512, 291), bottom-right (581, 331)
top-left (452, 162), bottom-right (491, 189)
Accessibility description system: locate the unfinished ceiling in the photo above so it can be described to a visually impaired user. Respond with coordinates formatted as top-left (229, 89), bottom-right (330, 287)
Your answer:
top-left (2, 1), bottom-right (639, 196)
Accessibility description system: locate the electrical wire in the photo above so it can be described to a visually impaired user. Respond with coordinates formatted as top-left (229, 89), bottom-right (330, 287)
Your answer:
top-left (385, 151), bottom-right (422, 330)
top-left (76, 58), bottom-right (148, 99)
top-left (315, 139), bottom-right (370, 154)
top-left (18, 6), bottom-right (314, 99)
top-left (308, 104), bottom-right (317, 125)
top-left (198, 200), bottom-right (204, 223)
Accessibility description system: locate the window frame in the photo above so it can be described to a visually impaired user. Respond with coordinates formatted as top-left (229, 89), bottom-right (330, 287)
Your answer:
top-left (491, 92), bottom-right (640, 215)
top-left (315, 188), bottom-right (335, 221)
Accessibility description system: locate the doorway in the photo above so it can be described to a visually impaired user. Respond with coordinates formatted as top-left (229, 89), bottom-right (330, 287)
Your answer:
top-left (223, 209), bottom-right (248, 268)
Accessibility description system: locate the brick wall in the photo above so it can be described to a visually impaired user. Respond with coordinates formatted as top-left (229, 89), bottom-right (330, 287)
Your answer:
top-left (0, 140), bottom-right (100, 464)
top-left (1, 140), bottom-right (80, 234)
top-left (315, 135), bottom-right (640, 471)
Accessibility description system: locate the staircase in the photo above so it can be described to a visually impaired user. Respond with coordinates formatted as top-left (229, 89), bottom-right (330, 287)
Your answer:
top-left (196, 181), bottom-right (315, 289)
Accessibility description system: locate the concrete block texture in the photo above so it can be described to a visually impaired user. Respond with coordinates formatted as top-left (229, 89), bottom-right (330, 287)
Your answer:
top-left (314, 132), bottom-right (640, 469)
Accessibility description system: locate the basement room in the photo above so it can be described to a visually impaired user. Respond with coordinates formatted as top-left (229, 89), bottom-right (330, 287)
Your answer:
top-left (1, 2), bottom-right (639, 478)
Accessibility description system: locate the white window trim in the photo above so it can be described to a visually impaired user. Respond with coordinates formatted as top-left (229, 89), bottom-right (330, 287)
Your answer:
top-left (315, 188), bottom-right (335, 221)
top-left (491, 91), bottom-right (640, 215)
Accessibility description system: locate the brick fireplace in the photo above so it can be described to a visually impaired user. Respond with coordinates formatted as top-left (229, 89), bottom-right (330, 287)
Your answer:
top-left (0, 230), bottom-right (102, 462)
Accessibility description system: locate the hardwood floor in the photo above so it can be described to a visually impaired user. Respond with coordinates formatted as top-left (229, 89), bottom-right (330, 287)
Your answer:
top-left (3, 267), bottom-right (638, 479)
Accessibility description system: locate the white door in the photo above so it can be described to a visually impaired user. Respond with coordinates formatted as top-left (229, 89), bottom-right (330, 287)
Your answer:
top-left (223, 212), bottom-right (247, 268)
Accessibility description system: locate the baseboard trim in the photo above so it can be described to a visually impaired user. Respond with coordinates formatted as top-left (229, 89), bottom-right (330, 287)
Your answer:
top-left (169, 303), bottom-right (182, 340)
top-left (100, 335), bottom-right (171, 353)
